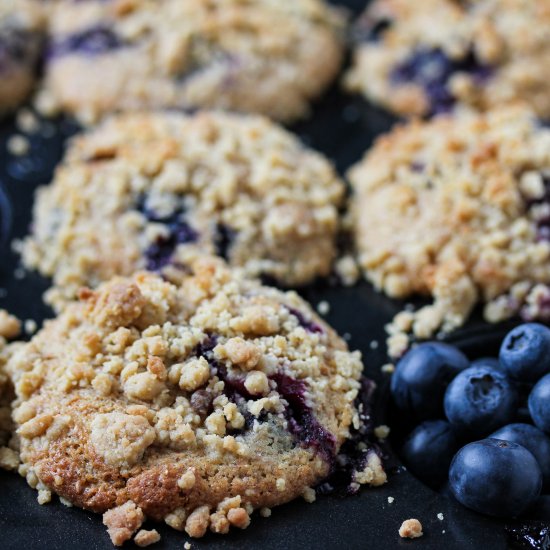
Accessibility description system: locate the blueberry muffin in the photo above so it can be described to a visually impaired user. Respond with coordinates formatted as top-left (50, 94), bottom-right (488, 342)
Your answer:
top-left (0, 310), bottom-right (21, 472)
top-left (22, 111), bottom-right (344, 310)
top-left (43, 0), bottom-right (345, 124)
top-left (0, 0), bottom-right (44, 115)
top-left (345, 0), bottom-right (550, 119)
top-left (7, 256), bottom-right (384, 542)
top-left (348, 105), bottom-right (550, 356)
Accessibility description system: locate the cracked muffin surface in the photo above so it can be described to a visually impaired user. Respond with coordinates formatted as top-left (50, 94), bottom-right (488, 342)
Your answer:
top-left (7, 256), bottom-right (383, 540)
top-left (43, 0), bottom-right (345, 123)
top-left (345, 0), bottom-right (550, 118)
top-left (22, 110), bottom-right (344, 310)
top-left (0, 0), bottom-right (44, 115)
top-left (349, 105), bottom-right (550, 356)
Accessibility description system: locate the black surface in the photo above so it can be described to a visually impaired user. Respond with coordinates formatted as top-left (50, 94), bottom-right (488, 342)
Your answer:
top-left (0, 1), bottom-right (540, 548)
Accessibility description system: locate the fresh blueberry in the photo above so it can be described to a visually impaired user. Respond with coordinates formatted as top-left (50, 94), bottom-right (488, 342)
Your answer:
top-left (401, 420), bottom-right (460, 489)
top-left (449, 439), bottom-right (542, 517)
top-left (391, 342), bottom-right (468, 421)
top-left (490, 423), bottom-right (550, 490)
top-left (529, 373), bottom-right (550, 433)
top-left (470, 357), bottom-right (500, 369)
top-left (444, 366), bottom-right (517, 436)
top-left (499, 323), bottom-right (550, 382)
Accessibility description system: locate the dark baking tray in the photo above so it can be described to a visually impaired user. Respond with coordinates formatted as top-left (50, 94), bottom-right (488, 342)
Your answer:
top-left (0, 1), bottom-right (541, 548)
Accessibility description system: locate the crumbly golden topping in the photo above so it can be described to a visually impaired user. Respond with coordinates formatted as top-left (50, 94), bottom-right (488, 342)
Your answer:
top-left (349, 105), bottom-right (550, 354)
top-left (22, 111), bottom-right (344, 310)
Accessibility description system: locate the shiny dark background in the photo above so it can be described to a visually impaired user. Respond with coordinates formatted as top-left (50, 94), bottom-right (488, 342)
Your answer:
top-left (0, 1), bottom-right (535, 548)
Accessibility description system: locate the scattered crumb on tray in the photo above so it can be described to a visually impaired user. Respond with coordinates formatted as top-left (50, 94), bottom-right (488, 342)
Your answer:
top-left (7, 135), bottom-right (30, 156)
top-left (134, 529), bottom-right (161, 547)
top-left (399, 519), bottom-right (423, 539)
top-left (374, 425), bottom-right (390, 440)
top-left (317, 301), bottom-right (330, 315)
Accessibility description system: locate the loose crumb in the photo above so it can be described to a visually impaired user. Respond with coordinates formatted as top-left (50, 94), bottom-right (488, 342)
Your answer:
top-left (0, 310), bottom-right (21, 339)
top-left (387, 496), bottom-right (395, 504)
top-left (16, 109), bottom-right (40, 134)
top-left (302, 487), bottom-right (316, 503)
top-left (7, 135), bottom-right (30, 156)
top-left (184, 543), bottom-right (191, 550)
top-left (260, 507), bottom-right (271, 518)
top-left (134, 529), bottom-right (161, 547)
top-left (381, 363), bottom-right (395, 374)
top-left (374, 425), bottom-right (390, 440)
top-left (369, 340), bottom-right (379, 350)
top-left (316, 301), bottom-right (330, 315)
top-left (399, 519), bottom-right (423, 539)
top-left (437, 513), bottom-right (444, 521)
top-left (24, 319), bottom-right (37, 335)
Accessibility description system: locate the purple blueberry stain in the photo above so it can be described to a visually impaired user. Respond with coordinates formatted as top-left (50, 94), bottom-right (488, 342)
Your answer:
top-left (48, 25), bottom-right (125, 58)
top-left (138, 197), bottom-right (198, 271)
top-left (391, 48), bottom-right (493, 116)
top-left (214, 223), bottom-right (235, 261)
top-left (271, 372), bottom-right (337, 465)
top-left (287, 307), bottom-right (324, 334)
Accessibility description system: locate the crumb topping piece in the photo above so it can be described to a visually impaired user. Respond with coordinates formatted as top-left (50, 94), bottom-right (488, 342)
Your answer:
top-left (399, 518), bottom-right (423, 539)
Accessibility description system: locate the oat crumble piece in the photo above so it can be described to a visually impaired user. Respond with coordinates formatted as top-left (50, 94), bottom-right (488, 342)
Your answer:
top-left (134, 529), bottom-right (161, 547)
top-left (399, 518), bottom-right (423, 539)
top-left (103, 501), bottom-right (145, 547)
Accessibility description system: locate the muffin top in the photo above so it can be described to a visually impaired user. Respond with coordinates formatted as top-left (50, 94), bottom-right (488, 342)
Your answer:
top-left (345, 0), bottom-right (550, 118)
top-left (43, 0), bottom-right (345, 122)
top-left (22, 111), bottom-right (344, 309)
top-left (349, 105), bottom-right (550, 355)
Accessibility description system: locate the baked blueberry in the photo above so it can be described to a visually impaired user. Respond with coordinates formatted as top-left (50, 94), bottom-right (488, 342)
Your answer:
top-left (444, 366), bottom-right (517, 436)
top-left (401, 420), bottom-right (459, 488)
top-left (449, 439), bottom-right (542, 517)
top-left (390, 342), bottom-right (468, 421)
top-left (489, 423), bottom-right (550, 490)
top-left (528, 374), bottom-right (550, 433)
top-left (499, 323), bottom-right (550, 382)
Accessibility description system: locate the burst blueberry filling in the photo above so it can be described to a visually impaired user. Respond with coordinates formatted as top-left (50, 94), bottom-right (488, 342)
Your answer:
top-left (271, 372), bottom-right (337, 464)
top-left (144, 221), bottom-right (198, 271)
top-left (0, 27), bottom-right (40, 70)
top-left (215, 223), bottom-right (235, 261)
top-left (287, 307), bottom-right (324, 334)
top-left (48, 25), bottom-right (125, 58)
top-left (317, 378), bottom-right (387, 495)
top-left (391, 48), bottom-right (492, 115)
top-left (139, 199), bottom-right (199, 271)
